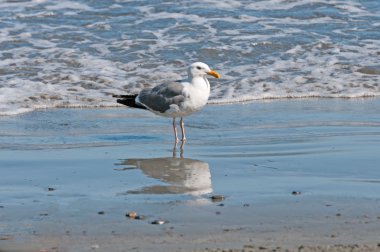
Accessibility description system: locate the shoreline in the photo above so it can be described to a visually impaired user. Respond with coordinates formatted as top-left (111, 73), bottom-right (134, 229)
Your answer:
top-left (2, 95), bottom-right (380, 117)
top-left (1, 98), bottom-right (380, 252)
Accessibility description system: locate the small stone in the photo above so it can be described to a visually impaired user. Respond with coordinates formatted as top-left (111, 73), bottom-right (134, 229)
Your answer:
top-left (292, 191), bottom-right (301, 195)
top-left (0, 235), bottom-right (13, 240)
top-left (211, 195), bottom-right (225, 202)
top-left (126, 211), bottom-right (137, 219)
top-left (91, 244), bottom-right (100, 250)
top-left (243, 245), bottom-right (255, 249)
top-left (151, 220), bottom-right (166, 225)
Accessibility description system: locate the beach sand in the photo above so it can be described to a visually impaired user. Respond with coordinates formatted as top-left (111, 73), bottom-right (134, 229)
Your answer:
top-left (1, 98), bottom-right (380, 252)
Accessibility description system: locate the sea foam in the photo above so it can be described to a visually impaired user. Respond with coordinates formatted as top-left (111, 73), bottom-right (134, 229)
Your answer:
top-left (0, 0), bottom-right (379, 115)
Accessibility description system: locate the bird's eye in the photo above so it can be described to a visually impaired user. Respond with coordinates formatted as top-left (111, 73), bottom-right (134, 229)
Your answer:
top-left (196, 66), bottom-right (202, 70)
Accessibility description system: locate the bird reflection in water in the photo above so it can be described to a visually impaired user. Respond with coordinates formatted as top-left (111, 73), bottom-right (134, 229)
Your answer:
top-left (115, 143), bottom-right (212, 196)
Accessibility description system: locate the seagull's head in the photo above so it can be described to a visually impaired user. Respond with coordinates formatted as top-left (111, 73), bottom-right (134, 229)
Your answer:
top-left (188, 62), bottom-right (220, 79)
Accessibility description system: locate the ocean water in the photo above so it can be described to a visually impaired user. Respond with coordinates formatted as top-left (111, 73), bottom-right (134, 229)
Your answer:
top-left (0, 0), bottom-right (379, 115)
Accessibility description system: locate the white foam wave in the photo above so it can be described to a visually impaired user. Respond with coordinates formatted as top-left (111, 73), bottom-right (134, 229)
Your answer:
top-left (0, 0), bottom-right (379, 116)
top-left (44, 1), bottom-right (92, 11)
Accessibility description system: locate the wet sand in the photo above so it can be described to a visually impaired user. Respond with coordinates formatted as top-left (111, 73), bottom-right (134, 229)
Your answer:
top-left (1, 98), bottom-right (380, 252)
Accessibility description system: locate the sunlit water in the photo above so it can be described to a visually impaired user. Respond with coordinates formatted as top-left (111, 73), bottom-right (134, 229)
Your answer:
top-left (0, 0), bottom-right (380, 115)
top-left (1, 99), bottom-right (380, 204)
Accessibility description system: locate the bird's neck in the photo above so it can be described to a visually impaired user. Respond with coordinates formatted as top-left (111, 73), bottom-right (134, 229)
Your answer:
top-left (189, 76), bottom-right (210, 90)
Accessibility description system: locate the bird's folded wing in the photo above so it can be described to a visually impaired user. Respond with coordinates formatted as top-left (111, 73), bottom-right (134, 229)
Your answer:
top-left (137, 82), bottom-right (186, 113)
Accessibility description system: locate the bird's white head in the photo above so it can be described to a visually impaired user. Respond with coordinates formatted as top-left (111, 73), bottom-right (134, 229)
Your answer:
top-left (188, 62), bottom-right (220, 80)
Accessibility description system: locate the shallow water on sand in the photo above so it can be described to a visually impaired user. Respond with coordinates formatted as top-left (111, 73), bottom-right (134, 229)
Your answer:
top-left (1, 99), bottom-right (380, 250)
top-left (0, 99), bottom-right (379, 203)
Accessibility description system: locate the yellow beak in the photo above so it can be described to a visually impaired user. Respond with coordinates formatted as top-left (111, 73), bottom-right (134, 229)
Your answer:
top-left (207, 70), bottom-right (221, 79)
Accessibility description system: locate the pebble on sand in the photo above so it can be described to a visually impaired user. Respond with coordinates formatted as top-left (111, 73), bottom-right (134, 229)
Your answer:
top-left (0, 235), bottom-right (13, 240)
top-left (151, 220), bottom-right (166, 225)
top-left (90, 244), bottom-right (100, 250)
top-left (211, 195), bottom-right (225, 202)
top-left (126, 211), bottom-right (137, 219)
top-left (126, 211), bottom-right (145, 220)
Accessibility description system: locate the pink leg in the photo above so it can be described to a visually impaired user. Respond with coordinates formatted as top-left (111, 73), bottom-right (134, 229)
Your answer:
top-left (173, 118), bottom-right (179, 143)
top-left (180, 117), bottom-right (186, 142)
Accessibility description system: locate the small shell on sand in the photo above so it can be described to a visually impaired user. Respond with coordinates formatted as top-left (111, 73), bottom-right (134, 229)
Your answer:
top-left (211, 195), bottom-right (225, 202)
top-left (151, 220), bottom-right (166, 225)
top-left (0, 235), bottom-right (13, 240)
top-left (126, 211), bottom-right (145, 220)
top-left (126, 211), bottom-right (138, 219)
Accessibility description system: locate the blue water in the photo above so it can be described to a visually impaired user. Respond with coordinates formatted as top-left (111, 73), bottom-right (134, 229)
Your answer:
top-left (0, 0), bottom-right (380, 115)
top-left (1, 99), bottom-right (380, 202)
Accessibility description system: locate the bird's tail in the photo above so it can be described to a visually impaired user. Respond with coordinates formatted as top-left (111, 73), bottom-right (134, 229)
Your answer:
top-left (113, 94), bottom-right (147, 109)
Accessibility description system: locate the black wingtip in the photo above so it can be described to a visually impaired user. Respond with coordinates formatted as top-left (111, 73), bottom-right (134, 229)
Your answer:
top-left (113, 94), bottom-right (138, 99)
top-left (115, 94), bottom-right (146, 110)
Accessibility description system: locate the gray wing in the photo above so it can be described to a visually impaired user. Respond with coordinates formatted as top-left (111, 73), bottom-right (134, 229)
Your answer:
top-left (137, 81), bottom-right (185, 113)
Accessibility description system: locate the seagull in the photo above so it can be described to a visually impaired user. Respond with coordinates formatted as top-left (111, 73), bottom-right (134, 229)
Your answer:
top-left (114, 62), bottom-right (220, 142)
